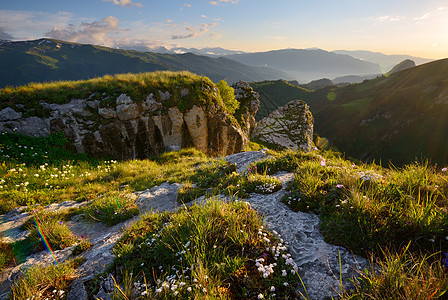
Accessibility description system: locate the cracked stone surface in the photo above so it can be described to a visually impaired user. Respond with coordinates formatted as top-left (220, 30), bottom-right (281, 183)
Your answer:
top-left (224, 149), bottom-right (270, 173)
top-left (244, 171), bottom-right (368, 299)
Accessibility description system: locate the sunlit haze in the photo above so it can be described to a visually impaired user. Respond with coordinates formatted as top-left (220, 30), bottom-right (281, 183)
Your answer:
top-left (0, 0), bottom-right (447, 59)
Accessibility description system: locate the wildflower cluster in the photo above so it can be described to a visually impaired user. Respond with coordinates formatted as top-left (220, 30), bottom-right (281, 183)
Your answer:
top-left (357, 170), bottom-right (381, 182)
top-left (253, 227), bottom-right (299, 298)
top-left (285, 190), bottom-right (301, 205)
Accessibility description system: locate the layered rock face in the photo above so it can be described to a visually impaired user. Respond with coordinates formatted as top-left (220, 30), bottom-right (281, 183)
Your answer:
top-left (232, 81), bottom-right (261, 136)
top-left (0, 89), bottom-right (250, 159)
top-left (251, 100), bottom-right (314, 151)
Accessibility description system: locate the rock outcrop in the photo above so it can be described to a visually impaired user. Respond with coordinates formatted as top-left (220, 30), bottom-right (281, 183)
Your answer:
top-left (251, 99), bottom-right (314, 151)
top-left (232, 81), bottom-right (261, 136)
top-left (0, 86), bottom-right (254, 158)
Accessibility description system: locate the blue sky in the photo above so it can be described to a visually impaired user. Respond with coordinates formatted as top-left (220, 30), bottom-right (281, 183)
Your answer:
top-left (0, 0), bottom-right (447, 58)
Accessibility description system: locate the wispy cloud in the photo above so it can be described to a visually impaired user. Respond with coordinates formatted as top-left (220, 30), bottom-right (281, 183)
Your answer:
top-left (45, 16), bottom-right (121, 46)
top-left (201, 14), bottom-right (208, 18)
top-left (370, 15), bottom-right (404, 22)
top-left (180, 3), bottom-right (191, 11)
top-left (414, 12), bottom-right (431, 21)
top-left (209, 0), bottom-right (239, 5)
top-left (0, 10), bottom-right (75, 40)
top-left (171, 22), bottom-right (218, 40)
top-left (101, 0), bottom-right (143, 7)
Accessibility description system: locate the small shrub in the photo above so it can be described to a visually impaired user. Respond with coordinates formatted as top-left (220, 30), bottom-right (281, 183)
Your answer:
top-left (217, 80), bottom-right (239, 114)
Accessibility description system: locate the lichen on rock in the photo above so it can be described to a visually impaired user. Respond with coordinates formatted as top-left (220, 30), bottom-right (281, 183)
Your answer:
top-left (251, 99), bottom-right (314, 151)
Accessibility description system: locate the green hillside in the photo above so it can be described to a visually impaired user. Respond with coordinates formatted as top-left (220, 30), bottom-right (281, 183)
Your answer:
top-left (251, 59), bottom-right (448, 165)
top-left (308, 58), bottom-right (448, 165)
top-left (0, 39), bottom-right (290, 88)
top-left (251, 80), bottom-right (313, 120)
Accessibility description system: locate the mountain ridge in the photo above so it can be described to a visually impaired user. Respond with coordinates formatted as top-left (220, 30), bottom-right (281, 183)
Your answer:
top-left (0, 38), bottom-right (291, 88)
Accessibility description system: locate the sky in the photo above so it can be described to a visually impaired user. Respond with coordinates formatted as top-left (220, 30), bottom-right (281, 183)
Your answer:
top-left (0, 0), bottom-right (447, 59)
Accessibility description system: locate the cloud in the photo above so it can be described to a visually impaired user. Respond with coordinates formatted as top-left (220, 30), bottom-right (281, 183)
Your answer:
top-left (201, 15), bottom-right (208, 18)
top-left (209, 0), bottom-right (239, 5)
top-left (102, 0), bottom-right (143, 7)
top-left (166, 19), bottom-right (173, 23)
top-left (180, 3), bottom-right (191, 11)
top-left (370, 15), bottom-right (404, 22)
top-left (45, 16), bottom-right (121, 46)
top-left (414, 12), bottom-right (431, 21)
top-left (0, 10), bottom-right (75, 40)
top-left (171, 22), bottom-right (218, 40)
top-left (0, 27), bottom-right (13, 39)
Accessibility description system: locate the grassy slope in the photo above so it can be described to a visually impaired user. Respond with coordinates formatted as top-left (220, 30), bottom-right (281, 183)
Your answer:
top-left (251, 80), bottom-right (313, 120)
top-left (0, 39), bottom-right (289, 88)
top-left (252, 59), bottom-right (448, 166)
top-left (1, 133), bottom-right (448, 298)
top-left (307, 58), bottom-right (448, 165)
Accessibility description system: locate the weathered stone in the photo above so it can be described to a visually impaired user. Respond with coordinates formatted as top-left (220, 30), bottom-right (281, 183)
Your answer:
top-left (1, 82), bottom-right (257, 158)
top-left (67, 279), bottom-right (88, 300)
top-left (116, 95), bottom-right (140, 121)
top-left (184, 105), bottom-right (208, 153)
top-left (144, 93), bottom-right (161, 112)
top-left (136, 182), bottom-right (182, 213)
top-left (0, 117), bottom-right (50, 136)
top-left (158, 90), bottom-right (172, 101)
top-left (98, 107), bottom-right (117, 119)
top-left (181, 88), bottom-right (189, 97)
top-left (232, 81), bottom-right (260, 136)
top-left (153, 107), bottom-right (184, 152)
top-left (224, 149), bottom-right (270, 173)
top-left (0, 107), bottom-right (22, 121)
top-left (252, 100), bottom-right (314, 151)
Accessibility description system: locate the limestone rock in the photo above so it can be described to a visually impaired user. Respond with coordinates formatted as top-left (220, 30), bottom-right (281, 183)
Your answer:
top-left (0, 107), bottom-right (22, 121)
top-left (232, 81), bottom-right (260, 135)
top-left (252, 100), bottom-right (314, 151)
top-left (0, 84), bottom-right (255, 158)
top-left (116, 94), bottom-right (140, 121)
top-left (67, 279), bottom-right (88, 300)
top-left (136, 182), bottom-right (182, 213)
top-left (98, 107), bottom-right (116, 119)
top-left (184, 105), bottom-right (208, 153)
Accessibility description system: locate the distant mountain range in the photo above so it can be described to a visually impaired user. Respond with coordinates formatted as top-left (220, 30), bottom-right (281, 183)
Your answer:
top-left (0, 39), bottom-right (289, 88)
top-left (227, 49), bottom-right (382, 82)
top-left (332, 50), bottom-right (432, 72)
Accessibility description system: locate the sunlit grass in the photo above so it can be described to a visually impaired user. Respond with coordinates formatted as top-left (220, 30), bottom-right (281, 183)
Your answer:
top-left (2, 131), bottom-right (448, 298)
top-left (110, 199), bottom-right (300, 299)
top-left (8, 258), bottom-right (82, 300)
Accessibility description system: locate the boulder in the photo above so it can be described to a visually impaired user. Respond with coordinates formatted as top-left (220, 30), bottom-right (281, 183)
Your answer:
top-left (0, 108), bottom-right (22, 121)
top-left (252, 100), bottom-right (314, 151)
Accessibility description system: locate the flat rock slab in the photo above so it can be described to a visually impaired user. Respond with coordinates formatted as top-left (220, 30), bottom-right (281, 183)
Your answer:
top-left (0, 207), bottom-right (30, 244)
top-left (136, 182), bottom-right (182, 213)
top-left (224, 150), bottom-right (270, 173)
top-left (245, 172), bottom-right (368, 299)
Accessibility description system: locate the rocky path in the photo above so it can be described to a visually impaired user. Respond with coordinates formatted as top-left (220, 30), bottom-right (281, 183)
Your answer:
top-left (0, 150), bottom-right (368, 299)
